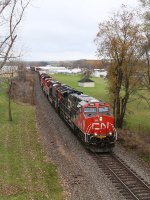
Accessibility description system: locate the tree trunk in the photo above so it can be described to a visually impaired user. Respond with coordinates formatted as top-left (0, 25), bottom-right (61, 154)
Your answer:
top-left (8, 94), bottom-right (12, 121)
top-left (116, 88), bottom-right (129, 128)
top-left (8, 81), bottom-right (12, 121)
top-left (114, 67), bottom-right (123, 128)
top-left (146, 50), bottom-right (150, 90)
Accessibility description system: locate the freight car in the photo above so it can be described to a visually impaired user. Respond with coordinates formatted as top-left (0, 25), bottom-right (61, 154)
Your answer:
top-left (39, 72), bottom-right (117, 152)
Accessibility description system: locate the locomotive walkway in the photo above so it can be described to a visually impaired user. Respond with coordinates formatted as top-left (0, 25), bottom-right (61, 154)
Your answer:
top-left (91, 153), bottom-right (150, 200)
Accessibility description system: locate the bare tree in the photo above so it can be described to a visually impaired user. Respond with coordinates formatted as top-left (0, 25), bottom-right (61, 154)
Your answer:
top-left (0, 0), bottom-right (30, 70)
top-left (0, 0), bottom-right (30, 121)
top-left (7, 65), bottom-right (16, 121)
top-left (95, 6), bottom-right (145, 128)
top-left (0, 64), bottom-right (17, 121)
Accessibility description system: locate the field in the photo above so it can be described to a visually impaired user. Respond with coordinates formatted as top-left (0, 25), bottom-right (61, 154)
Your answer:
top-left (51, 74), bottom-right (150, 133)
top-left (0, 83), bottom-right (63, 199)
top-left (51, 74), bottom-right (107, 100)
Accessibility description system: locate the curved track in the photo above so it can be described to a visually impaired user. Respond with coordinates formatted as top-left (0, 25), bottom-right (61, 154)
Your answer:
top-left (91, 153), bottom-right (150, 200)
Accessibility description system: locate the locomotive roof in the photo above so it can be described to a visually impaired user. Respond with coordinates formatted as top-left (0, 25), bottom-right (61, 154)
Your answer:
top-left (50, 80), bottom-right (59, 84)
top-left (63, 88), bottom-right (75, 95)
top-left (42, 75), bottom-right (51, 79)
top-left (57, 85), bottom-right (71, 93)
top-left (39, 71), bottom-right (47, 75)
top-left (53, 83), bottom-right (60, 87)
top-left (71, 93), bottom-right (99, 103)
top-left (58, 85), bottom-right (82, 97)
top-left (45, 77), bottom-right (52, 81)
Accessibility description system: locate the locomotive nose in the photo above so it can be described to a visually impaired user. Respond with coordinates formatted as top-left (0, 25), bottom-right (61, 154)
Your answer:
top-left (91, 115), bottom-right (114, 132)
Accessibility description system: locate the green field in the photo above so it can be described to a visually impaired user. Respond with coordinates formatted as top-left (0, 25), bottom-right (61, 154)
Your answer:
top-left (51, 74), bottom-right (150, 132)
top-left (0, 83), bottom-right (63, 200)
top-left (51, 74), bottom-right (107, 100)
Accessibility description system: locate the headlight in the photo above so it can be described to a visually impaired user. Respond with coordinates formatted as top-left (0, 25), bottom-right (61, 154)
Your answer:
top-left (109, 132), bottom-right (113, 136)
top-left (99, 117), bottom-right (102, 121)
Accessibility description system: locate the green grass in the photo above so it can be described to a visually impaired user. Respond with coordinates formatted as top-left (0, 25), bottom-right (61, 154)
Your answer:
top-left (51, 74), bottom-right (150, 132)
top-left (51, 74), bottom-right (108, 100)
top-left (125, 101), bottom-right (150, 133)
top-left (0, 84), bottom-right (63, 200)
top-left (140, 155), bottom-right (150, 164)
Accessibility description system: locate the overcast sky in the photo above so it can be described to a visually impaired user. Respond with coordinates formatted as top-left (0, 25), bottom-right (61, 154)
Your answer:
top-left (20, 0), bottom-right (139, 61)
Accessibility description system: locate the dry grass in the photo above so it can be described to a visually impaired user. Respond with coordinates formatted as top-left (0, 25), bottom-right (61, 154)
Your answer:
top-left (11, 70), bottom-right (35, 105)
top-left (118, 129), bottom-right (150, 162)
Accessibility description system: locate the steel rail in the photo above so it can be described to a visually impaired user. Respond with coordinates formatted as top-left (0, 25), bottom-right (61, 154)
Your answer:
top-left (111, 153), bottom-right (150, 191)
top-left (93, 153), bottom-right (150, 200)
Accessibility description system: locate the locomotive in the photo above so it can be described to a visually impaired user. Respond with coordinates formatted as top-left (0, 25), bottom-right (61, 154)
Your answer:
top-left (39, 71), bottom-right (117, 152)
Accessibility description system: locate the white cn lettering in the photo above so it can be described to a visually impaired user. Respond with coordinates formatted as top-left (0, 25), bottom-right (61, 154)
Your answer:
top-left (100, 123), bottom-right (106, 129)
top-left (100, 122), bottom-right (113, 129)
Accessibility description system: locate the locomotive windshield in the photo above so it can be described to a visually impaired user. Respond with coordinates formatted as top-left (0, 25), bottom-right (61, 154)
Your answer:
top-left (84, 107), bottom-right (97, 113)
top-left (98, 107), bottom-right (111, 116)
top-left (84, 107), bottom-right (97, 117)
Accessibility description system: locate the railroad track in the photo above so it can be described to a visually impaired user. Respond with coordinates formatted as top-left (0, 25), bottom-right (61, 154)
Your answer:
top-left (92, 153), bottom-right (150, 200)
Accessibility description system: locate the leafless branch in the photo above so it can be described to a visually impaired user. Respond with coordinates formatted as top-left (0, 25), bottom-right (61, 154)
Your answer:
top-left (0, 0), bottom-right (30, 70)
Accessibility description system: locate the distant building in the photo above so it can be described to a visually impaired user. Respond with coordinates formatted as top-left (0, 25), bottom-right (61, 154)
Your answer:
top-left (92, 69), bottom-right (107, 78)
top-left (78, 78), bottom-right (95, 87)
top-left (37, 65), bottom-right (82, 74)
top-left (0, 65), bottom-right (18, 77)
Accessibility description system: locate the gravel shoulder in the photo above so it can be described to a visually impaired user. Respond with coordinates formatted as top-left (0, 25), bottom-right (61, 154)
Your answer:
top-left (34, 73), bottom-right (150, 200)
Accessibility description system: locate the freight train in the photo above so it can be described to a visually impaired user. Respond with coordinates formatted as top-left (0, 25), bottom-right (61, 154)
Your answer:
top-left (38, 71), bottom-right (117, 152)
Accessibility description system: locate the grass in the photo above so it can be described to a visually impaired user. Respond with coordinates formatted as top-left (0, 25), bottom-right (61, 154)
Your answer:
top-left (140, 155), bottom-right (150, 164)
top-left (51, 74), bottom-right (108, 100)
top-left (125, 93), bottom-right (150, 133)
top-left (0, 83), bottom-right (63, 200)
top-left (51, 74), bottom-right (150, 132)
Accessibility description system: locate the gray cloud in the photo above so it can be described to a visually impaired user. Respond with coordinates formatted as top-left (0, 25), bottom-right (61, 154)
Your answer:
top-left (20, 0), bottom-right (138, 61)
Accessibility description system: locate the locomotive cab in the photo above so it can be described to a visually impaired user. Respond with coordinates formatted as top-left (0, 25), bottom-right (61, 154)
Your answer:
top-left (48, 80), bottom-right (60, 103)
top-left (40, 75), bottom-right (51, 88)
top-left (43, 78), bottom-right (52, 95)
top-left (68, 93), bottom-right (117, 152)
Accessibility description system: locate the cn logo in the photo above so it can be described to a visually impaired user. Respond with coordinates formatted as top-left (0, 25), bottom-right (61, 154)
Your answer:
top-left (100, 122), bottom-right (113, 129)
